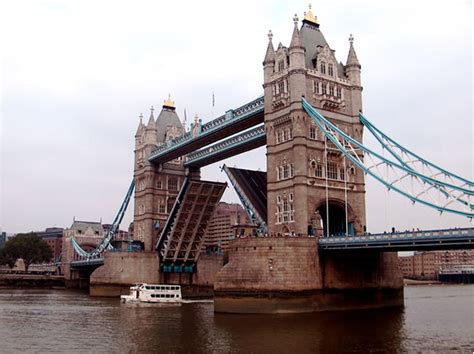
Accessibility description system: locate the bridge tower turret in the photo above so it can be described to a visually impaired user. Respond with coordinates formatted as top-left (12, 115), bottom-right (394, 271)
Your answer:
top-left (133, 97), bottom-right (186, 252)
top-left (264, 9), bottom-right (367, 237)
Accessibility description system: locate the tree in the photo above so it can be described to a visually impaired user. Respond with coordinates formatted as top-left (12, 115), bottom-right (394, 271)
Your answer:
top-left (0, 248), bottom-right (17, 269)
top-left (0, 233), bottom-right (53, 272)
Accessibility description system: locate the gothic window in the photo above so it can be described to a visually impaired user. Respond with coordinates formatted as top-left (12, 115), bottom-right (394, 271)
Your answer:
top-left (329, 86), bottom-right (334, 96)
top-left (277, 204), bottom-right (282, 223)
top-left (328, 64), bottom-right (334, 76)
top-left (336, 87), bottom-right (342, 98)
top-left (313, 81), bottom-right (319, 94)
top-left (327, 161), bottom-right (338, 180)
top-left (288, 128), bottom-right (293, 139)
top-left (310, 127), bottom-right (317, 140)
top-left (315, 164), bottom-right (323, 178)
top-left (321, 83), bottom-right (327, 95)
top-left (289, 193), bottom-right (294, 202)
top-left (289, 203), bottom-right (294, 221)
top-left (156, 179), bottom-right (162, 189)
top-left (283, 201), bottom-right (289, 222)
top-left (276, 167), bottom-right (280, 181)
top-left (279, 166), bottom-right (284, 180)
top-left (168, 177), bottom-right (178, 191)
top-left (283, 129), bottom-right (289, 141)
top-left (159, 204), bottom-right (166, 214)
top-left (278, 59), bottom-right (284, 72)
top-left (278, 81), bottom-right (284, 94)
top-left (277, 195), bottom-right (282, 204)
top-left (340, 167), bottom-right (346, 181)
top-left (276, 131), bottom-right (281, 144)
top-left (290, 164), bottom-right (294, 177)
top-left (320, 61), bottom-right (326, 74)
top-left (283, 165), bottom-right (289, 179)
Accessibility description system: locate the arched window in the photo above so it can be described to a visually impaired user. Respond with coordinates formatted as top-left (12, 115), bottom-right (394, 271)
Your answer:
top-left (329, 86), bottom-right (334, 96)
top-left (321, 83), bottom-right (327, 95)
top-left (328, 64), bottom-right (334, 76)
top-left (320, 61), bottom-right (326, 74)
top-left (313, 81), bottom-right (319, 94)
top-left (278, 59), bottom-right (284, 72)
top-left (336, 87), bottom-right (342, 98)
top-left (315, 164), bottom-right (323, 177)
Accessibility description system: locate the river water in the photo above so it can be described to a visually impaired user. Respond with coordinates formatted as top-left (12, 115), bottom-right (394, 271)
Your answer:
top-left (0, 285), bottom-right (472, 353)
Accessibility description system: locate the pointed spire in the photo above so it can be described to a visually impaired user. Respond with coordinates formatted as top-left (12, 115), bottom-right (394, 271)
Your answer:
top-left (289, 14), bottom-right (302, 48)
top-left (263, 30), bottom-right (276, 64)
top-left (135, 113), bottom-right (144, 137)
top-left (146, 106), bottom-right (156, 130)
top-left (346, 34), bottom-right (360, 67)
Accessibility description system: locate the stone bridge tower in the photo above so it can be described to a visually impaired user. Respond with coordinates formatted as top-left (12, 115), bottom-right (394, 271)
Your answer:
top-left (214, 7), bottom-right (403, 313)
top-left (263, 10), bottom-right (366, 238)
top-left (133, 96), bottom-right (187, 252)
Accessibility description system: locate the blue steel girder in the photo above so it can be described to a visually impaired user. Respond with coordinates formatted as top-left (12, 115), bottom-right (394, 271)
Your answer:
top-left (148, 96), bottom-right (264, 164)
top-left (318, 227), bottom-right (474, 251)
top-left (184, 125), bottom-right (266, 168)
top-left (71, 179), bottom-right (135, 260)
top-left (302, 98), bottom-right (474, 219)
top-left (222, 164), bottom-right (267, 233)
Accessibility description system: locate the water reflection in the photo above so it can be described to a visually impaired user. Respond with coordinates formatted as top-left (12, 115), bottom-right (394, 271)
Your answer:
top-left (0, 285), bottom-right (472, 353)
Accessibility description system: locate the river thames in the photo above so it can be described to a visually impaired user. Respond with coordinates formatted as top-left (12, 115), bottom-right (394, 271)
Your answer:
top-left (0, 284), bottom-right (472, 353)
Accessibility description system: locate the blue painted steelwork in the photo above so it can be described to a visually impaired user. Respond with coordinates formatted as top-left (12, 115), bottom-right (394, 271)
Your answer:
top-left (222, 164), bottom-right (268, 233)
top-left (318, 227), bottom-right (474, 251)
top-left (71, 179), bottom-right (135, 260)
top-left (184, 125), bottom-right (265, 167)
top-left (302, 98), bottom-right (474, 218)
top-left (70, 258), bottom-right (105, 269)
top-left (149, 96), bottom-right (264, 162)
top-left (360, 113), bottom-right (473, 198)
top-left (155, 177), bottom-right (190, 252)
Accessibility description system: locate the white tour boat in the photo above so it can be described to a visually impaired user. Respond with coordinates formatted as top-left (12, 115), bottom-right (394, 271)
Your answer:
top-left (120, 283), bottom-right (182, 304)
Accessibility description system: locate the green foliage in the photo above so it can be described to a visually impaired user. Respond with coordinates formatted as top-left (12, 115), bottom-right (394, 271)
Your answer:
top-left (0, 233), bottom-right (53, 272)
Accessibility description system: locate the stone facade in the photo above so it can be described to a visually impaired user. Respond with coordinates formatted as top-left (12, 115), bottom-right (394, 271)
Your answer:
top-left (133, 98), bottom-right (188, 252)
top-left (264, 14), bottom-right (365, 237)
top-left (214, 9), bottom-right (403, 313)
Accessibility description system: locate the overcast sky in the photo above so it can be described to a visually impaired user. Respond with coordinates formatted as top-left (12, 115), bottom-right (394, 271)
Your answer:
top-left (0, 0), bottom-right (472, 234)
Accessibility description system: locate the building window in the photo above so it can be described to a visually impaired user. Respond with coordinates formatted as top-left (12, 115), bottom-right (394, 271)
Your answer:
top-left (310, 127), bottom-right (317, 140)
top-left (288, 128), bottom-right (293, 139)
top-left (315, 164), bottom-right (323, 178)
top-left (159, 205), bottom-right (166, 213)
top-left (321, 83), bottom-right (327, 95)
top-left (156, 179), bottom-right (162, 189)
top-left (327, 161), bottom-right (338, 180)
top-left (340, 167), bottom-right (346, 181)
top-left (313, 81), bottom-right (319, 94)
top-left (329, 86), bottom-right (334, 96)
top-left (278, 59), bottom-right (284, 72)
top-left (336, 87), bottom-right (342, 98)
top-left (328, 64), bottom-right (334, 76)
top-left (283, 129), bottom-right (289, 141)
top-left (168, 178), bottom-right (178, 191)
top-left (320, 61), bottom-right (326, 74)
top-left (283, 165), bottom-right (289, 179)
top-left (290, 164), bottom-right (294, 177)
top-left (278, 81), bottom-right (284, 94)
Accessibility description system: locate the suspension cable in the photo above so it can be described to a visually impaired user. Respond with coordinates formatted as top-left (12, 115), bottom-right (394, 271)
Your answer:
top-left (343, 141), bottom-right (348, 236)
top-left (325, 136), bottom-right (330, 237)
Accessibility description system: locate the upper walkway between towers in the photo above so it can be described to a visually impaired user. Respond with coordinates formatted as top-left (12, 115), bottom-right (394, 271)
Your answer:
top-left (148, 96), bottom-right (264, 164)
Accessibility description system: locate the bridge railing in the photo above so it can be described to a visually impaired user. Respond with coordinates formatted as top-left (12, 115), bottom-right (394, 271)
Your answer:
top-left (318, 227), bottom-right (474, 244)
top-left (149, 96), bottom-right (264, 161)
top-left (185, 125), bottom-right (265, 164)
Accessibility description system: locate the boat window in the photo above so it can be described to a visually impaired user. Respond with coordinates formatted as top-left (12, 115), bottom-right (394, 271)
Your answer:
top-left (145, 286), bottom-right (150, 290)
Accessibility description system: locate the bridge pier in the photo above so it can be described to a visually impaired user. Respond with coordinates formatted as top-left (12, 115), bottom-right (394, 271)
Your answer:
top-left (89, 252), bottom-right (224, 297)
top-left (214, 237), bottom-right (403, 313)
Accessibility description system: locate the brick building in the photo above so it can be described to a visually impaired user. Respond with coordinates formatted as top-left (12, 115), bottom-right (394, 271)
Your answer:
top-left (36, 227), bottom-right (64, 262)
top-left (399, 250), bottom-right (474, 279)
top-left (205, 202), bottom-right (250, 252)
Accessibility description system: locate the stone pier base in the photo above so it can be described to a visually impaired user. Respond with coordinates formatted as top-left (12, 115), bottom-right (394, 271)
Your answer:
top-left (214, 237), bottom-right (404, 313)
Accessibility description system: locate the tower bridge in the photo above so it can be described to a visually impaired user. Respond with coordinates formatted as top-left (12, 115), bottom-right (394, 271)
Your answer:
top-left (66, 6), bottom-right (473, 313)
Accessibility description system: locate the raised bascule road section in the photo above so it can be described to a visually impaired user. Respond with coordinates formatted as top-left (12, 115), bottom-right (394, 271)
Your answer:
top-left (67, 6), bottom-right (473, 313)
